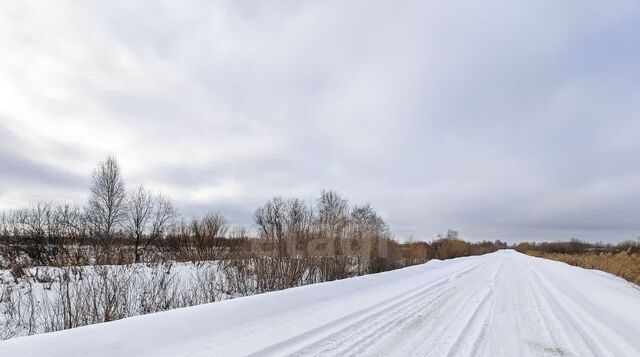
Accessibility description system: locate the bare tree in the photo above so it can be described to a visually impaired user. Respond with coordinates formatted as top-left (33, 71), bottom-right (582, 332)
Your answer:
top-left (312, 190), bottom-right (350, 279)
top-left (150, 194), bottom-right (176, 241)
top-left (88, 155), bottom-right (127, 238)
top-left (444, 229), bottom-right (459, 240)
top-left (228, 225), bottom-right (249, 239)
top-left (316, 190), bottom-right (348, 253)
top-left (60, 203), bottom-right (89, 238)
top-left (350, 204), bottom-right (389, 272)
top-left (350, 204), bottom-right (386, 239)
top-left (146, 194), bottom-right (177, 260)
top-left (285, 199), bottom-right (314, 241)
top-left (12, 202), bottom-right (57, 265)
top-left (191, 212), bottom-right (228, 254)
top-left (126, 185), bottom-right (153, 263)
top-left (127, 187), bottom-right (176, 263)
top-left (53, 202), bottom-right (89, 265)
top-left (254, 197), bottom-right (287, 256)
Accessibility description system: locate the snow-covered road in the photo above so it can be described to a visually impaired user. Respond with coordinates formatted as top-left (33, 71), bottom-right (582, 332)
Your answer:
top-left (2, 250), bottom-right (639, 356)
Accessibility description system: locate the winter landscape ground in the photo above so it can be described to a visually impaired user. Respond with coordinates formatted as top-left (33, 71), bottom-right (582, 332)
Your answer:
top-left (1, 250), bottom-right (638, 357)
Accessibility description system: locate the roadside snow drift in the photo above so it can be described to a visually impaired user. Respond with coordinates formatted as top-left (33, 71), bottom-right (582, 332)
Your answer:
top-left (1, 250), bottom-right (639, 356)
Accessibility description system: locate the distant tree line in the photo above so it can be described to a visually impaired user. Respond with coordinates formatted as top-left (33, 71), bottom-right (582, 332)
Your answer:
top-left (515, 239), bottom-right (640, 285)
top-left (514, 239), bottom-right (640, 255)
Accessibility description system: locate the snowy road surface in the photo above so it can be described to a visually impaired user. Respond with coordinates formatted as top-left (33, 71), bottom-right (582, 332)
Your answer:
top-left (1, 250), bottom-right (640, 356)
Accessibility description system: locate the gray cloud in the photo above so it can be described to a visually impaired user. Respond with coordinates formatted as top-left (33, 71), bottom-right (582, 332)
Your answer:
top-left (0, 150), bottom-right (85, 189)
top-left (0, 124), bottom-right (86, 186)
top-left (1, 0), bottom-right (639, 242)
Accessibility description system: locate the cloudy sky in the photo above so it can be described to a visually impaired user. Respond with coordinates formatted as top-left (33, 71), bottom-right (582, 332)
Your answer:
top-left (1, 1), bottom-right (639, 242)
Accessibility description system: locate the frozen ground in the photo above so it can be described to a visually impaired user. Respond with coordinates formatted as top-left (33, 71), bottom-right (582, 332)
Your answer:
top-left (1, 250), bottom-right (639, 356)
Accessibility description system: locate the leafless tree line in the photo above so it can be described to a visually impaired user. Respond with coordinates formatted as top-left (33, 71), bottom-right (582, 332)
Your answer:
top-left (0, 156), bottom-right (393, 270)
top-left (0, 156), bottom-right (177, 269)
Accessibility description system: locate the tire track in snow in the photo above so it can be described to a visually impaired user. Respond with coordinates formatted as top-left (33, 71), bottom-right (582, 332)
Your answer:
top-left (302, 260), bottom-right (496, 357)
top-left (518, 257), bottom-right (577, 356)
top-left (298, 284), bottom-right (455, 356)
top-left (329, 260), bottom-right (496, 356)
top-left (524, 258), bottom-right (640, 357)
top-left (443, 260), bottom-right (502, 357)
top-left (412, 257), bottom-right (502, 357)
top-left (248, 261), bottom-right (487, 357)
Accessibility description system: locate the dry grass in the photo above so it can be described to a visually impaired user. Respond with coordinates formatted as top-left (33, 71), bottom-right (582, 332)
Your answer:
top-left (528, 251), bottom-right (640, 285)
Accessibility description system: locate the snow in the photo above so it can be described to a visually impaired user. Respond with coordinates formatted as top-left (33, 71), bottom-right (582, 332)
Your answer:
top-left (0, 261), bottom-right (224, 339)
top-left (1, 250), bottom-right (639, 356)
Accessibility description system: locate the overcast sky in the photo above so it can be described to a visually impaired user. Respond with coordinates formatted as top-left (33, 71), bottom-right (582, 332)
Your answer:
top-left (1, 1), bottom-right (639, 242)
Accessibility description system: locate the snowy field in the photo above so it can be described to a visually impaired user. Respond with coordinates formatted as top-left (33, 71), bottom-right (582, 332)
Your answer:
top-left (0, 262), bottom-right (224, 339)
top-left (1, 250), bottom-right (639, 356)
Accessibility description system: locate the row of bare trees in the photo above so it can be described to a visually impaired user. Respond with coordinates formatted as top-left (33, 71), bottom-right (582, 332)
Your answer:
top-left (234, 191), bottom-right (393, 287)
top-left (0, 156), bottom-right (179, 267)
top-left (0, 156), bottom-right (392, 271)
top-left (87, 156), bottom-right (178, 263)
